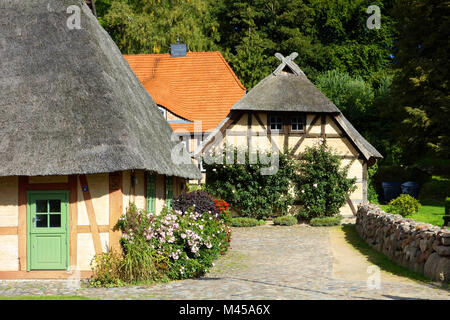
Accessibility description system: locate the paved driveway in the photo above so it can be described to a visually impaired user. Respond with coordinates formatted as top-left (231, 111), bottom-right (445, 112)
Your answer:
top-left (1, 225), bottom-right (449, 300)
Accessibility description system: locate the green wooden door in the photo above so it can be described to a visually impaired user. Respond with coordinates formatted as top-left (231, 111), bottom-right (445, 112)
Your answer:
top-left (27, 191), bottom-right (69, 270)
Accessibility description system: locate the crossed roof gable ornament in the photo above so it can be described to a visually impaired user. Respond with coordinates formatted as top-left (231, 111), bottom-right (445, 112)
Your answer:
top-left (273, 52), bottom-right (304, 76)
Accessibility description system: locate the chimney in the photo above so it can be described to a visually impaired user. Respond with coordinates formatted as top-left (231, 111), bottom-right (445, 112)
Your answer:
top-left (170, 39), bottom-right (187, 57)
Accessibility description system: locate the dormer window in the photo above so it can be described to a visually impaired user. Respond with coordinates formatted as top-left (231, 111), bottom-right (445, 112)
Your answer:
top-left (268, 115), bottom-right (283, 131)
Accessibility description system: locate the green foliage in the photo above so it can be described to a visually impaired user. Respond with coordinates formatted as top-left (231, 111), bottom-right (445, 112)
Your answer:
top-left (371, 165), bottom-right (431, 203)
top-left (90, 250), bottom-right (126, 288)
top-left (99, 0), bottom-right (219, 54)
top-left (205, 147), bottom-right (295, 220)
top-left (391, 0), bottom-right (450, 161)
top-left (273, 216), bottom-right (297, 226)
top-left (367, 162), bottom-right (379, 204)
top-left (446, 197), bottom-right (450, 216)
top-left (231, 217), bottom-right (263, 227)
top-left (419, 176), bottom-right (450, 204)
top-left (91, 202), bottom-right (231, 286)
top-left (118, 204), bottom-right (231, 280)
top-left (309, 216), bottom-right (343, 226)
top-left (186, 183), bottom-right (205, 193)
top-left (293, 141), bottom-right (356, 219)
top-left (214, 0), bottom-right (396, 87)
top-left (386, 194), bottom-right (421, 217)
top-left (316, 69), bottom-right (374, 129)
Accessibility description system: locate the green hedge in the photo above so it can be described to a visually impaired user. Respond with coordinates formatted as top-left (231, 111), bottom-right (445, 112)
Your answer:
top-left (446, 197), bottom-right (450, 216)
top-left (309, 216), bottom-right (342, 226)
top-left (231, 217), bottom-right (265, 227)
top-left (273, 216), bottom-right (297, 226)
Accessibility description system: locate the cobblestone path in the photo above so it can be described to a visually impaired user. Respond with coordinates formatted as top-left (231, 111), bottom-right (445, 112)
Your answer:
top-left (1, 225), bottom-right (449, 300)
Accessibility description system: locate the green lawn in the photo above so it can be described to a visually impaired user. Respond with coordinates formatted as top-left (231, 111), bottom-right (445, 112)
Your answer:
top-left (380, 203), bottom-right (446, 227)
top-left (0, 295), bottom-right (94, 300)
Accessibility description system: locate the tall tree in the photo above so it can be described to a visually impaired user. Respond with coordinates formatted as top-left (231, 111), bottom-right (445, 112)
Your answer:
top-left (214, 0), bottom-right (397, 88)
top-left (97, 0), bottom-right (219, 54)
top-left (391, 0), bottom-right (450, 162)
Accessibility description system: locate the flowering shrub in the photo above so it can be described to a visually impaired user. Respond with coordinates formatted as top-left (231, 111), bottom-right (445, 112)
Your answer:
top-left (214, 199), bottom-right (232, 253)
top-left (293, 140), bottom-right (356, 219)
top-left (117, 202), bottom-right (231, 280)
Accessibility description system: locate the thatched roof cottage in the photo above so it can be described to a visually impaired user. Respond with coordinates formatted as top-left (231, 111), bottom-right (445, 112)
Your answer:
top-left (199, 53), bottom-right (382, 217)
top-left (0, 0), bottom-right (201, 279)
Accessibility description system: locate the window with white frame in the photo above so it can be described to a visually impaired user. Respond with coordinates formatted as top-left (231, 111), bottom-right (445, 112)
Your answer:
top-left (268, 114), bottom-right (283, 131)
top-left (290, 115), bottom-right (305, 132)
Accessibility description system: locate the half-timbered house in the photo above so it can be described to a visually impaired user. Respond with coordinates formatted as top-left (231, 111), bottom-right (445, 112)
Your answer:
top-left (0, 0), bottom-right (201, 279)
top-left (198, 53), bottom-right (382, 217)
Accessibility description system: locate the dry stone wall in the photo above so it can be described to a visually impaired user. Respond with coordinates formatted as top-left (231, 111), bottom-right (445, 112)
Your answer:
top-left (356, 204), bottom-right (450, 282)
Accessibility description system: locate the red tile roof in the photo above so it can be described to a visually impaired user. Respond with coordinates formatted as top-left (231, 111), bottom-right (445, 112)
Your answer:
top-left (123, 52), bottom-right (246, 133)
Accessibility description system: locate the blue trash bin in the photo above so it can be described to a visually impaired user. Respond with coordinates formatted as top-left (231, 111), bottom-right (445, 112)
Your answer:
top-left (401, 181), bottom-right (420, 199)
top-left (382, 182), bottom-right (402, 203)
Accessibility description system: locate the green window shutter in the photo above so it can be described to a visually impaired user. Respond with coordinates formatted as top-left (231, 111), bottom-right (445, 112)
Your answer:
top-left (166, 176), bottom-right (174, 209)
top-left (146, 173), bottom-right (156, 213)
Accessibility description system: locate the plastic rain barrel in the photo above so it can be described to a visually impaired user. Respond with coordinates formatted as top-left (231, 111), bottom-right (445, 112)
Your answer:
top-left (382, 182), bottom-right (402, 203)
top-left (401, 181), bottom-right (420, 199)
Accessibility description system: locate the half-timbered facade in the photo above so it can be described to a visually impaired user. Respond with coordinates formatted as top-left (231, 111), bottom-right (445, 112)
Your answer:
top-left (0, 0), bottom-right (201, 279)
top-left (198, 53), bottom-right (382, 217)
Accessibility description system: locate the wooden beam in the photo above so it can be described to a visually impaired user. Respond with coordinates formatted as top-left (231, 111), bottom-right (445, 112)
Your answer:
top-left (68, 175), bottom-right (78, 268)
top-left (0, 227), bottom-right (18, 235)
top-left (247, 112), bottom-right (252, 150)
top-left (24, 183), bottom-right (70, 190)
top-left (77, 225), bottom-right (110, 233)
top-left (109, 172), bottom-right (123, 252)
top-left (78, 175), bottom-right (102, 256)
top-left (306, 133), bottom-right (342, 138)
top-left (346, 197), bottom-right (357, 216)
top-left (362, 162), bottom-right (368, 203)
top-left (18, 176), bottom-right (27, 271)
top-left (253, 113), bottom-right (266, 130)
top-left (202, 112), bottom-right (242, 155)
top-left (330, 115), bottom-right (366, 161)
top-left (321, 114), bottom-right (326, 138)
top-left (290, 115), bottom-right (320, 156)
top-left (283, 115), bottom-right (289, 152)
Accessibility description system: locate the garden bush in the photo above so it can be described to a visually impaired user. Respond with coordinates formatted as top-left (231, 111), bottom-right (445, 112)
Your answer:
top-left (90, 250), bottom-right (126, 288)
top-left (231, 217), bottom-right (264, 227)
top-left (172, 190), bottom-right (219, 216)
top-left (90, 201), bottom-right (231, 286)
top-left (205, 147), bottom-right (295, 220)
top-left (386, 194), bottom-right (421, 217)
top-left (293, 141), bottom-right (356, 220)
top-left (273, 216), bottom-right (297, 226)
top-left (309, 216), bottom-right (343, 226)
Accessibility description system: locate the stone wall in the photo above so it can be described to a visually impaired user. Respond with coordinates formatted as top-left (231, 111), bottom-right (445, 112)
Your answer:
top-left (356, 204), bottom-right (450, 282)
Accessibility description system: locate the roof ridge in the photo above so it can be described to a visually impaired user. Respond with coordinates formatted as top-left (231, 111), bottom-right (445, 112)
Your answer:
top-left (215, 51), bottom-right (246, 91)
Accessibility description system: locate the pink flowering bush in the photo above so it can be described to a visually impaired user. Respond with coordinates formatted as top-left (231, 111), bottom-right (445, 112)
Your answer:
top-left (117, 203), bottom-right (231, 280)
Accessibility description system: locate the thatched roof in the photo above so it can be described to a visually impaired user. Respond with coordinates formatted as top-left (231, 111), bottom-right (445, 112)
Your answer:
top-left (0, 0), bottom-right (201, 179)
top-left (231, 53), bottom-right (382, 160)
top-left (232, 53), bottom-right (340, 113)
